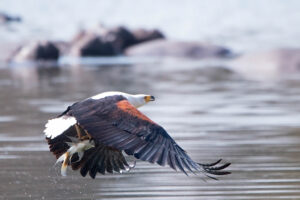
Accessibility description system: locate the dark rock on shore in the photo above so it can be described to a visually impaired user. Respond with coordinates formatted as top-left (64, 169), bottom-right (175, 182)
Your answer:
top-left (230, 48), bottom-right (300, 80)
top-left (125, 39), bottom-right (231, 59)
top-left (0, 12), bottom-right (21, 24)
top-left (10, 41), bottom-right (60, 62)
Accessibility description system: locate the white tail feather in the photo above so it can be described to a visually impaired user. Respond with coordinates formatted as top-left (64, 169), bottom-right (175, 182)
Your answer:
top-left (44, 116), bottom-right (77, 139)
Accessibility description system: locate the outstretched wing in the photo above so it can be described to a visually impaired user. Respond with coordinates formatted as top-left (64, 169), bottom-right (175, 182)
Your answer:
top-left (69, 95), bottom-right (230, 178)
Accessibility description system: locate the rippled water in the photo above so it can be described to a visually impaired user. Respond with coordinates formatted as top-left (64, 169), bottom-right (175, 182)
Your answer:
top-left (1, 58), bottom-right (300, 199)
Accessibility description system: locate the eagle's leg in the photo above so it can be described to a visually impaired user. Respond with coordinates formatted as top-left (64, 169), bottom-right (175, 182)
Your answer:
top-left (75, 124), bottom-right (92, 141)
top-left (84, 130), bottom-right (92, 140)
top-left (75, 124), bottom-right (82, 140)
top-left (77, 131), bottom-right (92, 141)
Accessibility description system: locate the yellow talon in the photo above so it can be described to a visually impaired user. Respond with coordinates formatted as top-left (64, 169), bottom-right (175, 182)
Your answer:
top-left (61, 152), bottom-right (70, 176)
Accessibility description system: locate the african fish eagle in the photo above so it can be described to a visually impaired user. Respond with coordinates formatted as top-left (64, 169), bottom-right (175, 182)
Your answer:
top-left (44, 91), bottom-right (230, 179)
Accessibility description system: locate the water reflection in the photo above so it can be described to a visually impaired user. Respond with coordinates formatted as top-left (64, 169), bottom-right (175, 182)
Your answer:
top-left (0, 59), bottom-right (300, 199)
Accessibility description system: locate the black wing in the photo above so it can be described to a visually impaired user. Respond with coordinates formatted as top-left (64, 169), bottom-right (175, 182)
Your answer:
top-left (46, 123), bottom-right (130, 178)
top-left (69, 95), bottom-right (230, 178)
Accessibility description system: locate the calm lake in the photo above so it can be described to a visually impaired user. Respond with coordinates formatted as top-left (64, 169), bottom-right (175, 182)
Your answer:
top-left (1, 57), bottom-right (300, 199)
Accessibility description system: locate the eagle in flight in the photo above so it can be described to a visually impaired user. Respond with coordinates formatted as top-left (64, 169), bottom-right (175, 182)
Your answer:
top-left (44, 91), bottom-right (230, 179)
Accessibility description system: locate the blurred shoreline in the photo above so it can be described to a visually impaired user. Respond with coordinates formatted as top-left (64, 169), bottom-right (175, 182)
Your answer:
top-left (0, 0), bottom-right (300, 81)
top-left (1, 0), bottom-right (300, 53)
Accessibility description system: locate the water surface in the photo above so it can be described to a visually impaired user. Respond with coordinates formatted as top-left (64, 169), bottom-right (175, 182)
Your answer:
top-left (0, 58), bottom-right (300, 199)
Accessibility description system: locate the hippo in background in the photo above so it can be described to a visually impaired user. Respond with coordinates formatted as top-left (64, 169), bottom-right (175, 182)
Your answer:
top-left (9, 41), bottom-right (60, 62)
top-left (131, 29), bottom-right (165, 44)
top-left (124, 39), bottom-right (231, 59)
top-left (229, 48), bottom-right (300, 80)
top-left (3, 25), bottom-right (165, 62)
top-left (70, 32), bottom-right (115, 57)
top-left (4, 23), bottom-right (232, 61)
top-left (69, 25), bottom-right (165, 57)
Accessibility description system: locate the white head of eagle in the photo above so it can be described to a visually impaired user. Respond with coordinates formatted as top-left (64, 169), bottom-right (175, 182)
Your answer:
top-left (44, 91), bottom-right (230, 179)
top-left (91, 91), bottom-right (155, 108)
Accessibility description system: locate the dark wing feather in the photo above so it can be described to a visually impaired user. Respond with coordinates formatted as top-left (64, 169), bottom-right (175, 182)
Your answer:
top-left (71, 144), bottom-right (129, 179)
top-left (70, 96), bottom-right (230, 178)
top-left (46, 125), bottom-right (77, 158)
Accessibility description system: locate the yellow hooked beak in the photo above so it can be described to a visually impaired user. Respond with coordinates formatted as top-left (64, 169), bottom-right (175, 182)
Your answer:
top-left (145, 95), bottom-right (155, 102)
